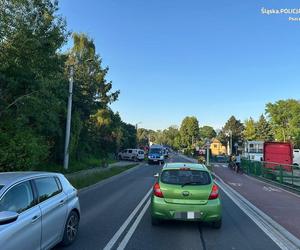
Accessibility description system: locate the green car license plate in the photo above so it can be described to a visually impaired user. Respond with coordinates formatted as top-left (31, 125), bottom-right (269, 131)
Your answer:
top-left (174, 212), bottom-right (201, 219)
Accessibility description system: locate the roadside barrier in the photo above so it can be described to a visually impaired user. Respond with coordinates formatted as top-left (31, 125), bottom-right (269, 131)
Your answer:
top-left (241, 159), bottom-right (300, 191)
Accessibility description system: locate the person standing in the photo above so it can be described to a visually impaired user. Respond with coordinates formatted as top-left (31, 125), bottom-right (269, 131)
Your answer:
top-left (236, 154), bottom-right (241, 173)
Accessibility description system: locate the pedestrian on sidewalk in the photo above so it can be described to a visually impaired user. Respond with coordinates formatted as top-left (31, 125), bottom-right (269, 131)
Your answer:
top-left (236, 154), bottom-right (241, 173)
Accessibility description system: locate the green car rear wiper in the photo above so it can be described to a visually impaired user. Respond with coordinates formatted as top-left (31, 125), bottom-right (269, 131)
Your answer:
top-left (181, 182), bottom-right (200, 187)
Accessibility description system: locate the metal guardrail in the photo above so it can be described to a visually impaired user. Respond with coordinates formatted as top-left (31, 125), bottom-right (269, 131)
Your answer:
top-left (241, 159), bottom-right (300, 191)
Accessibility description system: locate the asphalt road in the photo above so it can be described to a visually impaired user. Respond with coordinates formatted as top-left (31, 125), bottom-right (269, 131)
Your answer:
top-left (55, 153), bottom-right (280, 250)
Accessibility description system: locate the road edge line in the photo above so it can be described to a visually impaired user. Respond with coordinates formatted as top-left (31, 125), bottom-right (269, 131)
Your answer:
top-left (103, 187), bottom-right (152, 250)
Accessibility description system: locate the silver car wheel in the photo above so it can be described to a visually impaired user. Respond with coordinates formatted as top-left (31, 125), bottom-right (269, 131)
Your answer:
top-left (67, 214), bottom-right (78, 241)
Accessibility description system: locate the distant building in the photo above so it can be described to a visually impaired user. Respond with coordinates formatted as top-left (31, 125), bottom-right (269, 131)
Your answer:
top-left (210, 139), bottom-right (227, 156)
top-left (243, 141), bottom-right (264, 161)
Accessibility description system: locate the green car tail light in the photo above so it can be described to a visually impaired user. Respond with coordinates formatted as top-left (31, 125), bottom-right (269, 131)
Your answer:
top-left (153, 182), bottom-right (164, 198)
top-left (208, 184), bottom-right (219, 200)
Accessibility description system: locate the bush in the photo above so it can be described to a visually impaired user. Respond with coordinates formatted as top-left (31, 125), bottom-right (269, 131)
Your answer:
top-left (0, 129), bottom-right (49, 171)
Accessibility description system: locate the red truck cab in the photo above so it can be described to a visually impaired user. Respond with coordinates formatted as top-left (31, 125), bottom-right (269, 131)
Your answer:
top-left (263, 142), bottom-right (293, 171)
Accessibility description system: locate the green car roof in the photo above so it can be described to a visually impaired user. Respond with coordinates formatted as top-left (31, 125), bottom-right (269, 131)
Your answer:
top-left (163, 162), bottom-right (208, 171)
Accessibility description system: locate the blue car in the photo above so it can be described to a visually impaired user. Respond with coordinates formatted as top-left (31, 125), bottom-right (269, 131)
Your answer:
top-left (148, 146), bottom-right (165, 164)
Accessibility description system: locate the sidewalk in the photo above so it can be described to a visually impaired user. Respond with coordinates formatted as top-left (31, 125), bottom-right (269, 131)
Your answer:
top-left (213, 163), bottom-right (300, 239)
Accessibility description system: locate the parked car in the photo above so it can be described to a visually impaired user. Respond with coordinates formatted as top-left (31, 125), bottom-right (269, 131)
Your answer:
top-left (0, 172), bottom-right (80, 250)
top-left (118, 149), bottom-right (145, 161)
top-left (151, 163), bottom-right (222, 228)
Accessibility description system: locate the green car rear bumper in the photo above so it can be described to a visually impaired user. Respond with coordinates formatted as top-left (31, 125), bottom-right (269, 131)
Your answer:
top-left (151, 196), bottom-right (222, 222)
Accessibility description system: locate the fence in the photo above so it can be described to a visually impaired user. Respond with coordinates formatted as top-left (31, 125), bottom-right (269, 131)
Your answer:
top-left (241, 159), bottom-right (300, 191)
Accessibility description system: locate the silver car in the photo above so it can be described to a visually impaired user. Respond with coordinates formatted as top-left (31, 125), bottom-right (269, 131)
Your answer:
top-left (0, 172), bottom-right (80, 250)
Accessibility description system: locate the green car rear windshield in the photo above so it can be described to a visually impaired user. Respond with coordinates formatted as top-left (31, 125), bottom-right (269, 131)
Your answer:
top-left (161, 170), bottom-right (211, 185)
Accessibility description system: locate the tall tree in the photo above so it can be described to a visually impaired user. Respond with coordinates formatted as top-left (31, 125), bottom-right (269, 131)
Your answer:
top-left (266, 99), bottom-right (300, 146)
top-left (0, 0), bottom-right (68, 170)
top-left (66, 33), bottom-right (120, 160)
top-left (255, 114), bottom-right (273, 141)
top-left (218, 116), bottom-right (244, 153)
top-left (179, 116), bottom-right (199, 148)
top-left (243, 117), bottom-right (256, 141)
top-left (199, 126), bottom-right (216, 140)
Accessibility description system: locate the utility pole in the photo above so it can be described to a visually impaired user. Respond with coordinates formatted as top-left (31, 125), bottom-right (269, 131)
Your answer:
top-left (206, 140), bottom-right (210, 167)
top-left (64, 66), bottom-right (74, 170)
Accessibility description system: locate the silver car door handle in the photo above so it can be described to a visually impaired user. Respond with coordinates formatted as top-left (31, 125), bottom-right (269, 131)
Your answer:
top-left (58, 200), bottom-right (65, 206)
top-left (32, 215), bottom-right (40, 223)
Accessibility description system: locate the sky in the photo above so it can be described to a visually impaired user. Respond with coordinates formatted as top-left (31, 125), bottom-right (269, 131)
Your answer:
top-left (59, 0), bottom-right (300, 130)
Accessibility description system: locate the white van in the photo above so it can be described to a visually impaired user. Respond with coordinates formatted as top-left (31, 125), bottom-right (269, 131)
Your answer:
top-left (118, 149), bottom-right (145, 161)
top-left (293, 149), bottom-right (300, 165)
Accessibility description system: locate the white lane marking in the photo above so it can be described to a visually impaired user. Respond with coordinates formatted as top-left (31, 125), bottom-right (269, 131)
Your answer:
top-left (228, 182), bottom-right (242, 187)
top-left (222, 164), bottom-right (228, 168)
top-left (263, 186), bottom-right (281, 192)
top-left (103, 188), bottom-right (152, 250)
top-left (214, 173), bottom-right (300, 250)
top-left (117, 199), bottom-right (151, 250)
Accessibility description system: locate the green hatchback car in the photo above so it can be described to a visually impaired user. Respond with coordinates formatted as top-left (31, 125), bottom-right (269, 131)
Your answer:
top-left (150, 163), bottom-right (222, 228)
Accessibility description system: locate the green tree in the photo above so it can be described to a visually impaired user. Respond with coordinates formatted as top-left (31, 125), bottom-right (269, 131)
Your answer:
top-left (266, 99), bottom-right (300, 147)
top-left (179, 116), bottom-right (200, 148)
top-left (66, 33), bottom-right (120, 160)
top-left (218, 116), bottom-right (244, 153)
top-left (255, 114), bottom-right (274, 141)
top-left (243, 117), bottom-right (256, 141)
top-left (199, 126), bottom-right (216, 140)
top-left (163, 126), bottom-right (180, 147)
top-left (0, 0), bottom-right (68, 170)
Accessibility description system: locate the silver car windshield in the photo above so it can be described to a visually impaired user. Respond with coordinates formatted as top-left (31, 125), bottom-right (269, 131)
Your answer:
top-left (0, 185), bottom-right (3, 191)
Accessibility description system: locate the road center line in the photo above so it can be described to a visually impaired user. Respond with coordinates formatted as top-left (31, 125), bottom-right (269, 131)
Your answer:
top-left (103, 187), bottom-right (152, 250)
top-left (117, 199), bottom-right (151, 250)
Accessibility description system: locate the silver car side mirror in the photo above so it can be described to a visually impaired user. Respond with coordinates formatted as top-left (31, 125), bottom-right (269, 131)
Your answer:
top-left (0, 211), bottom-right (19, 225)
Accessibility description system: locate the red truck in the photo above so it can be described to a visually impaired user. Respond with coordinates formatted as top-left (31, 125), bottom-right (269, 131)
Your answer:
top-left (263, 142), bottom-right (293, 172)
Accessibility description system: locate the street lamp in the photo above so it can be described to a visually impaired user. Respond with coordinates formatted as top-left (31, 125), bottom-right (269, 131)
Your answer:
top-left (225, 130), bottom-right (233, 155)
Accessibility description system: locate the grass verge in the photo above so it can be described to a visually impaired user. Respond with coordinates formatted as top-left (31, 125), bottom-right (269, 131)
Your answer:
top-left (36, 156), bottom-right (117, 174)
top-left (68, 164), bottom-right (138, 189)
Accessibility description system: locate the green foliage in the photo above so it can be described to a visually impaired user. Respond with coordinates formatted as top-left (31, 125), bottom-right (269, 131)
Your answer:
top-left (68, 164), bottom-right (137, 189)
top-left (180, 116), bottom-right (200, 148)
top-left (199, 126), bottom-right (216, 140)
top-left (0, 128), bottom-right (49, 171)
top-left (218, 116), bottom-right (244, 152)
top-left (0, 0), bottom-right (68, 170)
top-left (243, 117), bottom-right (256, 141)
top-left (0, 3), bottom-right (136, 171)
top-left (255, 115), bottom-right (274, 141)
top-left (266, 99), bottom-right (300, 147)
